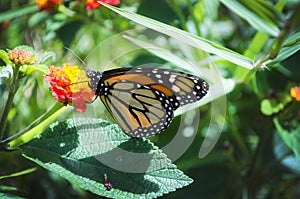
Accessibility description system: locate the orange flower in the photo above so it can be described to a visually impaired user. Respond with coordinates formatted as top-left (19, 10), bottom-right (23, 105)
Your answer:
top-left (8, 49), bottom-right (37, 65)
top-left (36, 0), bottom-right (62, 12)
top-left (44, 63), bottom-right (95, 112)
top-left (290, 86), bottom-right (300, 101)
top-left (85, 0), bottom-right (120, 10)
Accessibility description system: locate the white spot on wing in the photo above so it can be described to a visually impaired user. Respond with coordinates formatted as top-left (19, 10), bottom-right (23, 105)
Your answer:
top-left (172, 85), bottom-right (180, 92)
top-left (169, 74), bottom-right (177, 83)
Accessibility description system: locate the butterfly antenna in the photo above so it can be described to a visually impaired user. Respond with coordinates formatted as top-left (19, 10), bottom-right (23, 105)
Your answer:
top-left (64, 46), bottom-right (87, 67)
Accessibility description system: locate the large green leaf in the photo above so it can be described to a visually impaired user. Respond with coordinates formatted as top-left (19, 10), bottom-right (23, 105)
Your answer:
top-left (220, 0), bottom-right (283, 36)
top-left (20, 118), bottom-right (193, 199)
top-left (101, 3), bottom-right (254, 70)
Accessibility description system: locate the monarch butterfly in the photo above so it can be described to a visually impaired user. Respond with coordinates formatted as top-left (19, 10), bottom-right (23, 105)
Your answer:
top-left (86, 67), bottom-right (209, 138)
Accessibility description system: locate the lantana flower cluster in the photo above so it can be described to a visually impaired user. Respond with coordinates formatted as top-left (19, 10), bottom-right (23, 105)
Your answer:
top-left (36, 0), bottom-right (120, 11)
top-left (8, 49), bottom-right (38, 65)
top-left (44, 63), bottom-right (95, 112)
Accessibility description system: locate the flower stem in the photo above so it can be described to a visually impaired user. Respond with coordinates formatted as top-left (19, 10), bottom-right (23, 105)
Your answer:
top-left (0, 102), bottom-right (67, 149)
top-left (0, 88), bottom-right (16, 140)
top-left (0, 66), bottom-right (20, 141)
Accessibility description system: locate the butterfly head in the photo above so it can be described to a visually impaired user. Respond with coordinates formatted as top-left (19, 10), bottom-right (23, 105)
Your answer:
top-left (86, 70), bottom-right (103, 94)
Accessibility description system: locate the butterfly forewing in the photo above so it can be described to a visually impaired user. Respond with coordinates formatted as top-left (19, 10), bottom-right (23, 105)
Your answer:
top-left (86, 67), bottom-right (209, 138)
top-left (103, 68), bottom-right (208, 106)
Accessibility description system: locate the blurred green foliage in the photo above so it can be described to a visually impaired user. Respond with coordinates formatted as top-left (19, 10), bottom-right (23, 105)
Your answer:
top-left (1, 0), bottom-right (300, 198)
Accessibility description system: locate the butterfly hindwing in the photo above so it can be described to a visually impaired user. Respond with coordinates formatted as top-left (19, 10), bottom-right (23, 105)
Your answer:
top-left (99, 82), bottom-right (175, 138)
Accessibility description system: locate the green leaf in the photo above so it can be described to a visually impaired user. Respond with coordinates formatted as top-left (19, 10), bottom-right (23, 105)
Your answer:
top-left (19, 64), bottom-right (49, 75)
top-left (220, 0), bottom-right (282, 36)
top-left (123, 34), bottom-right (207, 73)
top-left (0, 5), bottom-right (38, 23)
top-left (243, 0), bottom-right (286, 60)
top-left (137, 0), bottom-right (176, 23)
top-left (0, 49), bottom-right (11, 65)
top-left (274, 118), bottom-right (300, 159)
top-left (273, 133), bottom-right (300, 174)
top-left (0, 50), bottom-right (13, 82)
top-left (28, 12), bottom-right (49, 28)
top-left (0, 193), bottom-right (25, 199)
top-left (267, 31), bottom-right (300, 66)
top-left (0, 168), bottom-right (36, 180)
top-left (244, 32), bottom-right (269, 60)
top-left (0, 185), bottom-right (18, 192)
top-left (0, 185), bottom-right (23, 198)
top-left (101, 3), bottom-right (254, 70)
top-left (20, 118), bottom-right (193, 199)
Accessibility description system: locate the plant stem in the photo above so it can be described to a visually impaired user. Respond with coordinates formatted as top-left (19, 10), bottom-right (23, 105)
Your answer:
top-left (0, 102), bottom-right (65, 148)
top-left (0, 66), bottom-right (20, 140)
top-left (242, 3), bottom-right (300, 83)
top-left (242, 56), bottom-right (268, 83)
top-left (0, 87), bottom-right (16, 140)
